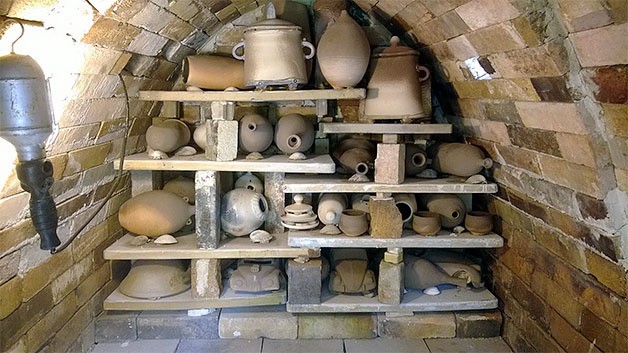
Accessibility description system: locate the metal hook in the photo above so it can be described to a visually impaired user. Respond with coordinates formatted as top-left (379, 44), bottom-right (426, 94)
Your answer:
top-left (4, 19), bottom-right (25, 53)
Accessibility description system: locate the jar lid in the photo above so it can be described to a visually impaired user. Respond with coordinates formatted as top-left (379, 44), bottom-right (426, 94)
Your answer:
top-left (284, 194), bottom-right (313, 215)
top-left (245, 3), bottom-right (302, 31)
top-left (372, 36), bottom-right (419, 58)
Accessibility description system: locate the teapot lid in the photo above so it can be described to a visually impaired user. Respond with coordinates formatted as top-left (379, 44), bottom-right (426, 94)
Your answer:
top-left (284, 194), bottom-right (313, 215)
top-left (246, 3), bottom-right (301, 31)
top-left (372, 36), bottom-right (419, 58)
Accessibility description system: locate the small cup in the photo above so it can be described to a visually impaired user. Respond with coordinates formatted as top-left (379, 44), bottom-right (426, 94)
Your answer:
top-left (339, 209), bottom-right (368, 237)
top-left (412, 211), bottom-right (441, 236)
top-left (464, 211), bottom-right (493, 235)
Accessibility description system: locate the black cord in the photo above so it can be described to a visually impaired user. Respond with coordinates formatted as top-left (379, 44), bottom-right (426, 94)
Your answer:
top-left (51, 74), bottom-right (132, 254)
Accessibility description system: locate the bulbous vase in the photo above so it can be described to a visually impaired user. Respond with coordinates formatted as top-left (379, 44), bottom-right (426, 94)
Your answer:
top-left (221, 188), bottom-right (269, 237)
top-left (146, 119), bottom-right (190, 153)
top-left (239, 113), bottom-right (274, 153)
top-left (431, 143), bottom-right (493, 177)
top-left (163, 176), bottom-right (195, 204)
top-left (419, 194), bottom-right (466, 228)
top-left (317, 193), bottom-right (348, 225)
top-left (274, 114), bottom-right (315, 154)
top-left (118, 190), bottom-right (195, 237)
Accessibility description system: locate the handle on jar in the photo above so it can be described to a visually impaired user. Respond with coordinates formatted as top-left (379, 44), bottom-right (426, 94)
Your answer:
top-left (232, 41), bottom-right (245, 60)
top-left (416, 65), bottom-right (430, 82)
top-left (302, 39), bottom-right (315, 60)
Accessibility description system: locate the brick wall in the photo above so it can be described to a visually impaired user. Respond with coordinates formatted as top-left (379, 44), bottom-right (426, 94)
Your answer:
top-left (0, 1), bottom-right (267, 352)
top-left (353, 0), bottom-right (627, 352)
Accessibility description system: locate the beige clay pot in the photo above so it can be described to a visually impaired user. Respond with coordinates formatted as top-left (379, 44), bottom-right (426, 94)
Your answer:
top-left (163, 176), bottom-right (195, 204)
top-left (412, 211), bottom-right (441, 236)
top-left (239, 113), bottom-right (274, 153)
top-left (317, 193), bottom-right (348, 225)
top-left (274, 114), bottom-right (315, 154)
top-left (338, 209), bottom-right (368, 236)
top-left (393, 193), bottom-right (417, 223)
top-left (431, 143), bottom-right (493, 177)
top-left (419, 194), bottom-right (466, 228)
top-left (333, 137), bottom-right (375, 175)
top-left (119, 190), bottom-right (195, 237)
top-left (183, 55), bottom-right (246, 90)
top-left (317, 10), bottom-right (370, 88)
top-left (405, 144), bottom-right (428, 176)
top-left (119, 260), bottom-right (190, 299)
top-left (464, 211), bottom-right (494, 235)
top-left (146, 119), bottom-right (190, 153)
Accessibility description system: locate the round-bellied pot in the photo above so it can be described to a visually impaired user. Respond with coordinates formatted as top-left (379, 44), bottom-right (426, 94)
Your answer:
top-left (418, 194), bottom-right (466, 228)
top-left (412, 211), bottom-right (441, 236)
top-left (464, 211), bottom-right (494, 235)
top-left (146, 119), bottom-right (190, 153)
top-left (220, 188), bottom-right (269, 237)
top-left (163, 176), bottom-right (195, 204)
top-left (339, 209), bottom-right (368, 237)
top-left (317, 193), bottom-right (348, 225)
top-left (239, 113), bottom-right (274, 153)
top-left (405, 144), bottom-right (428, 176)
top-left (234, 171), bottom-right (264, 194)
top-left (119, 190), bottom-right (195, 237)
top-left (431, 143), bottom-right (493, 177)
top-left (274, 113), bottom-right (315, 154)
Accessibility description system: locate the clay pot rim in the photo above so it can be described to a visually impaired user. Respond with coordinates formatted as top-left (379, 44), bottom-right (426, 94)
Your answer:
top-left (466, 211), bottom-right (493, 218)
top-left (342, 209), bottom-right (366, 217)
top-left (414, 211), bottom-right (440, 218)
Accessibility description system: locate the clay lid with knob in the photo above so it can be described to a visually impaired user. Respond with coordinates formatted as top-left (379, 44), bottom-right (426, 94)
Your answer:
top-left (284, 194), bottom-right (313, 216)
top-left (372, 36), bottom-right (419, 58)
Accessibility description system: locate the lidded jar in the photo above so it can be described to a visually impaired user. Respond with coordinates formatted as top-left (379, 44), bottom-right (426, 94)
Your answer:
top-left (363, 36), bottom-right (430, 122)
top-left (231, 3), bottom-right (315, 90)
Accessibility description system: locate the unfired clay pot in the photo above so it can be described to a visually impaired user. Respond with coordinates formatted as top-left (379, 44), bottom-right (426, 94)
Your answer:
top-left (193, 122), bottom-right (208, 151)
top-left (431, 143), bottom-right (493, 177)
top-left (363, 36), bottom-right (430, 122)
top-left (119, 190), bottom-right (195, 237)
top-left (274, 114), bottom-right (315, 154)
top-left (351, 194), bottom-right (371, 214)
top-left (182, 55), bottom-right (246, 90)
top-left (412, 211), bottom-right (441, 236)
top-left (221, 188), bottom-right (269, 237)
top-left (405, 144), bottom-right (428, 175)
top-left (404, 255), bottom-right (467, 290)
top-left (339, 209), bottom-right (368, 237)
top-left (146, 119), bottom-right (190, 153)
top-left (317, 10), bottom-right (370, 88)
top-left (234, 171), bottom-right (264, 194)
top-left (333, 137), bottom-right (375, 175)
top-left (419, 194), bottom-right (466, 228)
top-left (239, 113), bottom-right (274, 153)
top-left (393, 193), bottom-right (417, 223)
top-left (119, 259), bottom-right (191, 299)
top-left (163, 176), bottom-right (195, 204)
top-left (313, 0), bottom-right (347, 87)
top-left (317, 193), bottom-right (348, 226)
top-left (464, 211), bottom-right (493, 235)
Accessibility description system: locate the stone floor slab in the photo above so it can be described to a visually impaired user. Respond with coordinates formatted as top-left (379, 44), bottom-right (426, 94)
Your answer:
top-left (261, 339), bottom-right (344, 353)
top-left (91, 339), bottom-right (180, 353)
top-left (425, 337), bottom-right (513, 353)
top-left (345, 338), bottom-right (430, 353)
top-left (176, 339), bottom-right (262, 353)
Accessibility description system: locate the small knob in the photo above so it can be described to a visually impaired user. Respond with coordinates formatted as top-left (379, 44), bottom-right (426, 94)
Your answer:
top-left (390, 36), bottom-right (400, 47)
top-left (293, 194), bottom-right (304, 204)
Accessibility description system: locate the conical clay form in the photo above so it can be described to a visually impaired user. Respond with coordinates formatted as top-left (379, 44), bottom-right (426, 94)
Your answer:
top-left (317, 10), bottom-right (370, 88)
top-left (119, 190), bottom-right (195, 237)
top-left (431, 143), bottom-right (493, 177)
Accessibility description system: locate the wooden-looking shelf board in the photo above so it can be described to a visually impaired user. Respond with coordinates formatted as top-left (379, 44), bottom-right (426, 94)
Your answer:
top-left (104, 233), bottom-right (319, 260)
top-left (286, 286), bottom-right (497, 313)
top-left (138, 89), bottom-right (365, 102)
top-left (288, 229), bottom-right (503, 248)
top-left (320, 123), bottom-right (452, 135)
top-left (283, 175), bottom-right (498, 194)
top-left (114, 153), bottom-right (336, 173)
top-left (104, 283), bottom-right (286, 310)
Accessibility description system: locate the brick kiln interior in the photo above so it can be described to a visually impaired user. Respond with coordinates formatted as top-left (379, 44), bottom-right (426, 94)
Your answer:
top-left (0, 0), bottom-right (626, 352)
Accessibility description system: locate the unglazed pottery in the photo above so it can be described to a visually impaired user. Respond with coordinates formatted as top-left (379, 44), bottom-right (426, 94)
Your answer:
top-left (229, 259), bottom-right (282, 292)
top-left (351, 194), bottom-right (371, 214)
top-left (145, 119), bottom-right (190, 153)
top-left (154, 234), bottom-right (178, 245)
top-left (431, 143), bottom-right (493, 177)
top-left (163, 176), bottom-right (195, 204)
top-left (312, 0), bottom-right (347, 87)
top-left (317, 193), bottom-right (348, 234)
top-left (250, 229), bottom-right (273, 244)
top-left (339, 209), bottom-right (368, 237)
top-left (333, 137), bottom-right (375, 178)
top-left (404, 255), bottom-right (467, 290)
top-left (363, 36), bottom-right (430, 122)
top-left (119, 190), bottom-right (195, 237)
top-left (220, 188), bottom-right (269, 237)
top-left (274, 114), bottom-right (315, 155)
top-left (182, 55), bottom-right (246, 90)
top-left (193, 122), bottom-right (208, 151)
top-left (435, 262), bottom-right (483, 288)
top-left (329, 248), bottom-right (376, 295)
top-left (405, 144), bottom-right (428, 175)
top-left (412, 211), bottom-right (441, 236)
top-left (464, 211), bottom-right (494, 235)
top-left (119, 260), bottom-right (190, 299)
top-left (239, 113), bottom-right (274, 154)
top-left (234, 171), bottom-right (264, 194)
top-left (419, 194), bottom-right (466, 228)
top-left (232, 4), bottom-right (315, 90)
top-left (281, 194), bottom-right (319, 230)
top-left (317, 10), bottom-right (370, 88)
top-left (393, 193), bottom-right (417, 223)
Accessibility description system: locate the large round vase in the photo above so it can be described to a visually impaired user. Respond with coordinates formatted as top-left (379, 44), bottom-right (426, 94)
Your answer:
top-left (146, 119), bottom-right (190, 153)
top-left (274, 114), bottom-right (315, 154)
top-left (432, 143), bottom-right (493, 177)
top-left (239, 113), bottom-right (274, 153)
top-left (317, 10), bottom-right (370, 88)
top-left (221, 188), bottom-right (269, 237)
top-left (119, 190), bottom-right (195, 237)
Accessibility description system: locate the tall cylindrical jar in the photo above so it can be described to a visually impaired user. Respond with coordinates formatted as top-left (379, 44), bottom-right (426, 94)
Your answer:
top-left (317, 10), bottom-right (370, 88)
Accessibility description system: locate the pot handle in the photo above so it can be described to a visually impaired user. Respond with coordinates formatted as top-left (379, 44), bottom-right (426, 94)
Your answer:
top-left (302, 39), bottom-right (315, 60)
top-left (416, 65), bottom-right (430, 82)
top-left (232, 41), bottom-right (245, 61)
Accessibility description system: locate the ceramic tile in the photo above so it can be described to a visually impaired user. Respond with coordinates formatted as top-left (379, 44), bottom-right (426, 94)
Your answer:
top-left (425, 337), bottom-right (513, 353)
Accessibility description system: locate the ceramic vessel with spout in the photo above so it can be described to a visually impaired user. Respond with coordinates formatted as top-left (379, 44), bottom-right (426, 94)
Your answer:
top-left (418, 194), bottom-right (466, 228)
top-left (234, 171), bottom-right (264, 194)
top-left (274, 113), bottom-right (315, 155)
top-left (163, 176), bottom-right (195, 204)
top-left (405, 144), bottom-right (428, 175)
top-left (239, 113), bottom-right (274, 154)
top-left (119, 190), bottom-right (195, 237)
top-left (362, 36), bottom-right (430, 122)
top-left (146, 119), bottom-right (190, 153)
top-left (317, 193), bottom-right (347, 234)
top-left (431, 143), bottom-right (493, 177)
top-left (221, 188), bottom-right (269, 237)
